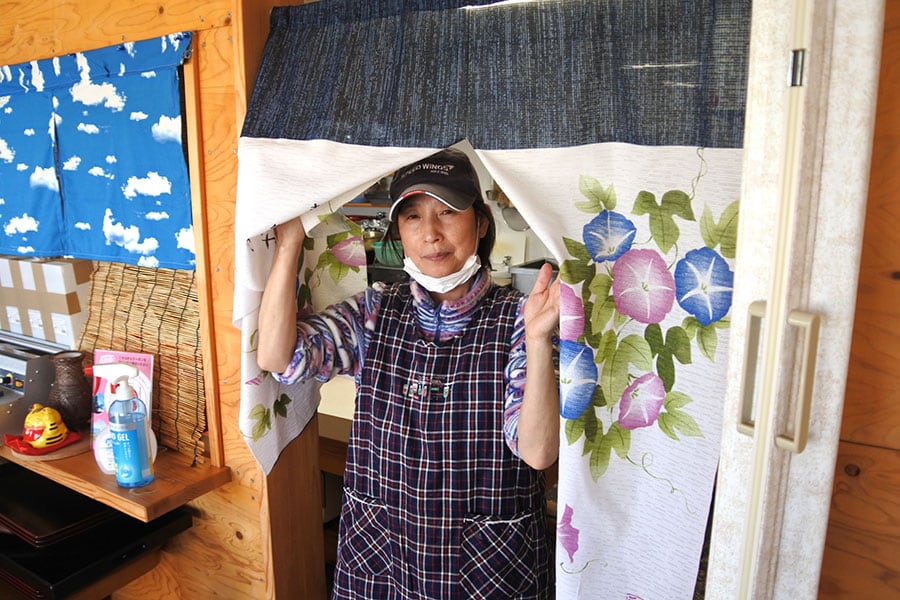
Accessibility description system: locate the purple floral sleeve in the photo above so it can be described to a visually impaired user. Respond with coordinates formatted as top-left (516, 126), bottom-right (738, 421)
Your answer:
top-left (503, 298), bottom-right (528, 457)
top-left (504, 297), bottom-right (561, 459)
top-left (271, 286), bottom-right (382, 385)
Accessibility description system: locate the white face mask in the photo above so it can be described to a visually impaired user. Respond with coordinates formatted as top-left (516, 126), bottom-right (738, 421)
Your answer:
top-left (403, 254), bottom-right (481, 294)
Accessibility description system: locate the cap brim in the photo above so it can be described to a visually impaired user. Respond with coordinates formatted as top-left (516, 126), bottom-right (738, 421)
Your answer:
top-left (388, 184), bottom-right (475, 221)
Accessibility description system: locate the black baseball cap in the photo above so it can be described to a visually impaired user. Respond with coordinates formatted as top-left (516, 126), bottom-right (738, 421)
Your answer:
top-left (388, 148), bottom-right (481, 221)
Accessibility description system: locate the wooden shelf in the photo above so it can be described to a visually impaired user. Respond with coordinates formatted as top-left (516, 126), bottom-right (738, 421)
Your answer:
top-left (0, 445), bottom-right (230, 522)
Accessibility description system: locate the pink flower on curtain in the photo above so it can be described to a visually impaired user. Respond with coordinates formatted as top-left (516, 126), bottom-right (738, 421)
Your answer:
top-left (330, 235), bottom-right (367, 267)
top-left (557, 504), bottom-right (580, 562)
top-left (612, 248), bottom-right (675, 324)
top-left (560, 282), bottom-right (585, 341)
top-left (619, 372), bottom-right (666, 430)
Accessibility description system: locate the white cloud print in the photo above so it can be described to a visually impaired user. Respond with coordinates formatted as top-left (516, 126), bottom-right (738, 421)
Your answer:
top-left (30, 166), bottom-right (59, 191)
top-left (4, 213), bottom-right (39, 235)
top-left (62, 156), bottom-right (81, 171)
top-left (151, 115), bottom-right (181, 143)
top-left (102, 208), bottom-right (159, 255)
top-left (77, 123), bottom-right (100, 134)
top-left (0, 138), bottom-right (13, 163)
top-left (122, 171), bottom-right (171, 199)
top-left (176, 225), bottom-right (195, 254)
top-left (70, 53), bottom-right (126, 111)
top-left (88, 166), bottom-right (114, 179)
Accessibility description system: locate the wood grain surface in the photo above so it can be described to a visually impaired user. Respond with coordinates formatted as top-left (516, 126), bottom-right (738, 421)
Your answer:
top-left (820, 2), bottom-right (900, 597)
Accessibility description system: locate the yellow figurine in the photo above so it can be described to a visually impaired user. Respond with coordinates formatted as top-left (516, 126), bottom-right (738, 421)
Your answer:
top-left (21, 403), bottom-right (69, 449)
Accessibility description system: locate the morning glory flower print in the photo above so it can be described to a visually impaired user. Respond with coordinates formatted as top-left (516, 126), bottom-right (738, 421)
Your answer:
top-left (618, 372), bottom-right (666, 430)
top-left (560, 283), bottom-right (585, 341)
top-left (612, 248), bottom-right (675, 324)
top-left (674, 247), bottom-right (734, 326)
top-left (558, 504), bottom-right (580, 562)
top-left (582, 210), bottom-right (637, 263)
top-left (560, 340), bottom-right (597, 419)
top-left (331, 236), bottom-right (366, 267)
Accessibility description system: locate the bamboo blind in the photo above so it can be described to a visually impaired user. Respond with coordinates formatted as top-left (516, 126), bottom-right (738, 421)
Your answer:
top-left (79, 261), bottom-right (207, 463)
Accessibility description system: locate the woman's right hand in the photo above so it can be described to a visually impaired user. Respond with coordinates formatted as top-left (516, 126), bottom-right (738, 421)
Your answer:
top-left (257, 216), bottom-right (306, 374)
top-left (274, 216), bottom-right (306, 252)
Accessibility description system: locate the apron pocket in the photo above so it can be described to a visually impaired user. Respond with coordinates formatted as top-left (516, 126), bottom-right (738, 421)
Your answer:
top-left (338, 489), bottom-right (391, 577)
top-left (460, 512), bottom-right (537, 599)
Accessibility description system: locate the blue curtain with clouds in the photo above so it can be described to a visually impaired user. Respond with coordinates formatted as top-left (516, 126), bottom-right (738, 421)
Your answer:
top-left (0, 32), bottom-right (195, 269)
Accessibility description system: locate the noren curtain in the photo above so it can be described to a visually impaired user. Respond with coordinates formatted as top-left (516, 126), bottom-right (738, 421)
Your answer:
top-left (235, 1), bottom-right (750, 597)
top-left (0, 33), bottom-right (195, 269)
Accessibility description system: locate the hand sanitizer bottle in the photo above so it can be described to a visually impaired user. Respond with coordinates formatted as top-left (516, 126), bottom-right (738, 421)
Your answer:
top-left (96, 363), bottom-right (155, 488)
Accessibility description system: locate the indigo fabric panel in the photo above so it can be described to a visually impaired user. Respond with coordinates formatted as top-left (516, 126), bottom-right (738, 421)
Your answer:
top-left (242, 0), bottom-right (750, 150)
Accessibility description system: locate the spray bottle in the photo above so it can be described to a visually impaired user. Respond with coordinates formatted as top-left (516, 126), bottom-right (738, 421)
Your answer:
top-left (91, 362), bottom-right (155, 488)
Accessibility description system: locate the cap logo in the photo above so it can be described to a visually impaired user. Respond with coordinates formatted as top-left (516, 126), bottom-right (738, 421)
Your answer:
top-left (397, 162), bottom-right (455, 179)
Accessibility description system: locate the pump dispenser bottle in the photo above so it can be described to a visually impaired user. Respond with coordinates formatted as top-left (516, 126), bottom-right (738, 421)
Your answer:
top-left (92, 363), bottom-right (155, 488)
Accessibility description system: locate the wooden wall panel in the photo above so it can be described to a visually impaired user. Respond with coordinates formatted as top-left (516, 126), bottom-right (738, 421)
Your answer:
top-left (819, 442), bottom-right (900, 598)
top-left (231, 3), bottom-right (329, 598)
top-left (0, 0), bottom-right (336, 596)
top-left (840, 0), bottom-right (900, 450)
top-left (0, 0), bottom-right (232, 64)
top-left (822, 2), bottom-right (900, 596)
top-left (117, 480), bottom-right (268, 598)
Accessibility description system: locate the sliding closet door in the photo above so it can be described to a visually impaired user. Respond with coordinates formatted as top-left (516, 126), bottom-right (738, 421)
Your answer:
top-left (706, 1), bottom-right (884, 599)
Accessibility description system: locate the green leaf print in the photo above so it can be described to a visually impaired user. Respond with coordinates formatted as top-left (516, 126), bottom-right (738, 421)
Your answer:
top-left (657, 391), bottom-right (703, 441)
top-left (599, 334), bottom-right (652, 405)
top-left (700, 200), bottom-right (739, 259)
top-left (588, 423), bottom-right (631, 481)
top-left (273, 393), bottom-right (293, 418)
top-left (577, 175), bottom-right (617, 212)
top-left (561, 258), bottom-right (595, 286)
top-left (717, 200), bottom-right (740, 259)
top-left (248, 404), bottom-right (272, 441)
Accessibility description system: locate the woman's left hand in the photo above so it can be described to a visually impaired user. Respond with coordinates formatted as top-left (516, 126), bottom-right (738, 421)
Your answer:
top-left (517, 262), bottom-right (561, 470)
top-left (523, 262), bottom-right (560, 342)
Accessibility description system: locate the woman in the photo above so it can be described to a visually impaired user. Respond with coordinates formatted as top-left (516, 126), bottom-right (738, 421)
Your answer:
top-left (258, 148), bottom-right (560, 599)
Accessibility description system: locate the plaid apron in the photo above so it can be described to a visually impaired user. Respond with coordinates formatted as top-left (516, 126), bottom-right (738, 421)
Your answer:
top-left (332, 283), bottom-right (552, 599)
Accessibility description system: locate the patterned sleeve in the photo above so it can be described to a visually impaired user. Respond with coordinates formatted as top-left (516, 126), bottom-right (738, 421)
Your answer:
top-left (503, 296), bottom-right (561, 458)
top-left (271, 285), bottom-right (383, 385)
top-left (503, 297), bottom-right (529, 457)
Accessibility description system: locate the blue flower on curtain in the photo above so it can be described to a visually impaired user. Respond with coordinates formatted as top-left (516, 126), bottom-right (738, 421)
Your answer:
top-left (560, 340), bottom-right (597, 420)
top-left (583, 210), bottom-right (637, 263)
top-left (674, 246), bottom-right (734, 326)
top-left (559, 155), bottom-right (739, 482)
top-left (0, 32), bottom-right (195, 269)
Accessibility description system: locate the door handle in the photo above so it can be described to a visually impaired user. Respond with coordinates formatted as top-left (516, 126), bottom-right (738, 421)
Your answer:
top-left (774, 309), bottom-right (820, 453)
top-left (737, 301), bottom-right (767, 437)
top-left (736, 301), bottom-right (820, 454)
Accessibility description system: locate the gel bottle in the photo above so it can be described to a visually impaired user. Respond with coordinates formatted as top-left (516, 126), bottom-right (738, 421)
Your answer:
top-left (105, 368), bottom-right (155, 488)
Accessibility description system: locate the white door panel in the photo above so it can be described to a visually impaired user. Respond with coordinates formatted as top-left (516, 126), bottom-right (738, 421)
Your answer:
top-left (707, 1), bottom-right (884, 598)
